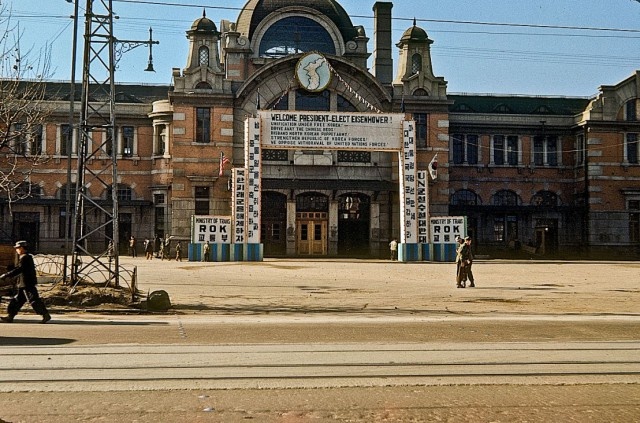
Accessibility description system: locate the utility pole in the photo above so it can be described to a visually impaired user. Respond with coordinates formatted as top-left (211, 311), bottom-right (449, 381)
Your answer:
top-left (68, 0), bottom-right (157, 287)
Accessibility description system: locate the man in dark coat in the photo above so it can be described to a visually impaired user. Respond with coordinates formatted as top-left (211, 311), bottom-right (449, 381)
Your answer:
top-left (0, 241), bottom-right (51, 323)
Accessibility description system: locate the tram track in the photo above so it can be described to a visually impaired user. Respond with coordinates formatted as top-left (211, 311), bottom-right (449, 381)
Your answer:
top-left (2, 341), bottom-right (640, 392)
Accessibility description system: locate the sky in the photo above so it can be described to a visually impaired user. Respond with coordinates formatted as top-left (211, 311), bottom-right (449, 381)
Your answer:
top-left (5, 0), bottom-right (640, 97)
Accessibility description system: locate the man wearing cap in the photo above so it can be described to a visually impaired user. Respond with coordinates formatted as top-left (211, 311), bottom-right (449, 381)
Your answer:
top-left (0, 241), bottom-right (51, 323)
top-left (463, 236), bottom-right (475, 288)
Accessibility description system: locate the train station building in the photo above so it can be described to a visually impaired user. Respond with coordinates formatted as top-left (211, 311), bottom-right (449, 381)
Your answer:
top-left (2, 0), bottom-right (640, 259)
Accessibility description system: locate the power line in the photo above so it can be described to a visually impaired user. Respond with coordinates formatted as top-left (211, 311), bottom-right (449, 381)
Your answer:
top-left (109, 0), bottom-right (640, 34)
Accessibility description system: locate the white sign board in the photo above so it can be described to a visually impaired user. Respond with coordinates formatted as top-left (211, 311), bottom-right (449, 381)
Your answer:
top-left (245, 118), bottom-right (261, 244)
top-left (430, 216), bottom-right (466, 244)
top-left (259, 110), bottom-right (404, 151)
top-left (191, 215), bottom-right (232, 244)
top-left (232, 168), bottom-right (246, 244)
top-left (417, 170), bottom-right (429, 244)
top-left (399, 121), bottom-right (418, 243)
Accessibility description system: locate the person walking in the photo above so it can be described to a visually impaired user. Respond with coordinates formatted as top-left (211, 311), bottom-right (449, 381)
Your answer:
top-left (0, 241), bottom-right (51, 324)
top-left (202, 240), bottom-right (210, 262)
top-left (163, 235), bottom-right (171, 261)
top-left (144, 239), bottom-right (153, 260)
top-left (175, 241), bottom-right (182, 262)
top-left (389, 238), bottom-right (398, 261)
top-left (129, 236), bottom-right (137, 258)
top-left (464, 236), bottom-right (475, 287)
top-left (455, 236), bottom-right (468, 288)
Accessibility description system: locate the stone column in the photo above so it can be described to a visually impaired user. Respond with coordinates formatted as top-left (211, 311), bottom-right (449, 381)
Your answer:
top-left (286, 199), bottom-right (296, 256)
top-left (370, 201), bottom-right (381, 257)
top-left (329, 200), bottom-right (339, 255)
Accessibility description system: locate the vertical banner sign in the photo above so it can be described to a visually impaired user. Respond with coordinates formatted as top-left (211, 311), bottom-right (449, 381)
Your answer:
top-left (232, 167), bottom-right (246, 244)
top-left (416, 170), bottom-right (429, 244)
top-left (245, 118), bottom-right (261, 244)
top-left (400, 121), bottom-right (418, 243)
top-left (191, 215), bottom-right (232, 243)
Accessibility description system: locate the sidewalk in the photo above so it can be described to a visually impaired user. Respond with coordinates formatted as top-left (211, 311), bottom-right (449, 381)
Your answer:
top-left (119, 257), bottom-right (640, 317)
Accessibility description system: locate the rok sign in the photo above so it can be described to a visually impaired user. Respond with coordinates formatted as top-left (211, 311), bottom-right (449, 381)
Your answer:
top-left (430, 216), bottom-right (466, 244)
top-left (191, 216), bottom-right (232, 244)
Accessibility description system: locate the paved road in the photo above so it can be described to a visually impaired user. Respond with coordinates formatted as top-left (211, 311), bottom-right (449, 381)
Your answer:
top-left (0, 259), bottom-right (639, 422)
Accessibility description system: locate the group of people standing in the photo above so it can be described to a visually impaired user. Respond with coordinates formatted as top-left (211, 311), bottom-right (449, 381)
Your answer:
top-left (131, 235), bottom-right (182, 262)
top-left (455, 236), bottom-right (475, 288)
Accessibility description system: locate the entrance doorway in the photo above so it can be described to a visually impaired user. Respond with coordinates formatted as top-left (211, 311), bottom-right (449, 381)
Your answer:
top-left (12, 212), bottom-right (40, 252)
top-left (261, 192), bottom-right (287, 256)
top-left (296, 213), bottom-right (327, 255)
top-left (295, 192), bottom-right (328, 256)
top-left (338, 193), bottom-right (370, 256)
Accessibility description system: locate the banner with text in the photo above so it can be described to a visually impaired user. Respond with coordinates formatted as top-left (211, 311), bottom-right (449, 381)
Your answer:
top-left (259, 110), bottom-right (404, 151)
top-left (417, 170), bottom-right (429, 244)
top-left (191, 215), bottom-right (232, 244)
top-left (400, 121), bottom-right (418, 243)
top-left (430, 216), bottom-right (466, 244)
top-left (245, 118), bottom-right (261, 244)
top-left (232, 168), bottom-right (247, 244)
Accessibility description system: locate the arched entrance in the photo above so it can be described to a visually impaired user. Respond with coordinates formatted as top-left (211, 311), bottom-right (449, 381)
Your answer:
top-left (296, 192), bottom-right (328, 255)
top-left (261, 191), bottom-right (287, 256)
top-left (338, 193), bottom-right (370, 256)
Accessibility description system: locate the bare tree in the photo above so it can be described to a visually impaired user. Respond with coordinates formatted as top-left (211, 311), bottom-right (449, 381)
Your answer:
top-left (0, 3), bottom-right (53, 211)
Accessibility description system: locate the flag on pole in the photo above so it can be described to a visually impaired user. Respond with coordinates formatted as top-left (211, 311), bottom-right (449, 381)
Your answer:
top-left (219, 151), bottom-right (230, 177)
top-left (428, 154), bottom-right (438, 180)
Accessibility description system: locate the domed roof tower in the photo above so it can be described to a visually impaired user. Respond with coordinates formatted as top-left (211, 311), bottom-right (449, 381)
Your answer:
top-left (393, 18), bottom-right (447, 97)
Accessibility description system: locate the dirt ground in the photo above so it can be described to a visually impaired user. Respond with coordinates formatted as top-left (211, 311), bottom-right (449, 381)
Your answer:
top-left (1, 258), bottom-right (639, 422)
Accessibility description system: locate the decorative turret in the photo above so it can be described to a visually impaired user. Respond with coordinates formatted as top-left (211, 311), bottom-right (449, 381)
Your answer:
top-left (393, 18), bottom-right (446, 97)
top-left (173, 9), bottom-right (231, 93)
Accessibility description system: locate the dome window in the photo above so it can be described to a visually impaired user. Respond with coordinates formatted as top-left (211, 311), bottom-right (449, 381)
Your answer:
top-left (259, 16), bottom-right (336, 57)
top-left (411, 53), bottom-right (422, 75)
top-left (199, 46), bottom-right (209, 66)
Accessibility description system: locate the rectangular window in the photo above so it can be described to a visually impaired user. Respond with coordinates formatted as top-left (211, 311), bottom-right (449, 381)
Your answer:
top-left (466, 135), bottom-right (478, 165)
top-left (58, 207), bottom-right (75, 239)
top-left (13, 123), bottom-right (26, 154)
top-left (630, 200), bottom-right (640, 243)
top-left (627, 133), bottom-right (638, 164)
top-left (494, 218), bottom-right (505, 242)
top-left (30, 124), bottom-right (43, 155)
top-left (626, 100), bottom-right (637, 122)
top-left (414, 113), bottom-right (427, 148)
top-left (507, 136), bottom-right (518, 165)
top-left (60, 124), bottom-right (72, 156)
top-left (194, 186), bottom-right (210, 215)
top-left (452, 134), bottom-right (465, 164)
top-left (452, 134), bottom-right (478, 165)
top-left (122, 126), bottom-right (134, 157)
top-left (534, 135), bottom-right (559, 166)
top-left (493, 135), bottom-right (505, 165)
top-left (576, 134), bottom-right (585, 166)
top-left (196, 108), bottom-right (211, 143)
top-left (533, 136), bottom-right (544, 166)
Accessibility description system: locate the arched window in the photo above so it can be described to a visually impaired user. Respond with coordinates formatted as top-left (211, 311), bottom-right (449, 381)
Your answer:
top-left (259, 16), bottom-right (336, 57)
top-left (451, 189), bottom-right (481, 206)
top-left (106, 184), bottom-right (133, 202)
top-left (198, 46), bottom-right (209, 66)
top-left (195, 81), bottom-right (212, 89)
top-left (492, 190), bottom-right (521, 206)
top-left (531, 190), bottom-right (559, 207)
top-left (296, 89), bottom-right (330, 111)
top-left (338, 193), bottom-right (370, 221)
top-left (411, 53), bottom-right (422, 74)
top-left (296, 192), bottom-right (328, 212)
top-left (59, 184), bottom-right (77, 201)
